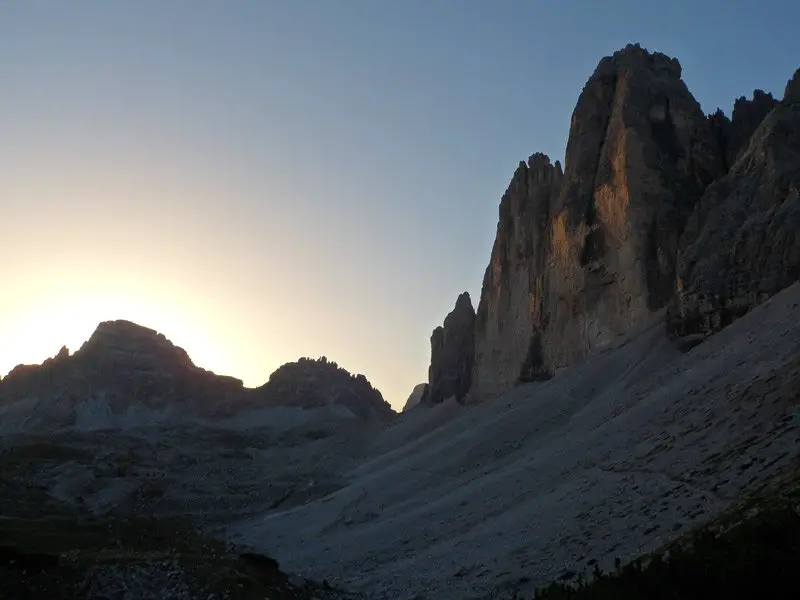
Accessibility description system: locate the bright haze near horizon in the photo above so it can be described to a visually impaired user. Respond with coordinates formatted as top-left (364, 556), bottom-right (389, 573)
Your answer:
top-left (1, 1), bottom-right (797, 409)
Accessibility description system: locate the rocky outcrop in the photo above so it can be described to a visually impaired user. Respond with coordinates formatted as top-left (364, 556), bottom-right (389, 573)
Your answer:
top-left (667, 69), bottom-right (800, 340)
top-left (472, 154), bottom-right (562, 397)
top-left (78, 320), bottom-right (196, 372)
top-left (0, 320), bottom-right (246, 424)
top-left (785, 68), bottom-right (800, 104)
top-left (427, 293), bottom-right (475, 404)
top-left (0, 321), bottom-right (394, 429)
top-left (707, 90), bottom-right (778, 171)
top-left (466, 47), bottom-right (799, 401)
top-left (467, 50), bottom-right (799, 401)
top-left (470, 44), bottom-right (726, 400)
top-left (259, 356), bottom-right (394, 420)
top-left (402, 383), bottom-right (429, 412)
top-left (725, 90), bottom-right (778, 167)
top-left (541, 44), bottom-right (724, 367)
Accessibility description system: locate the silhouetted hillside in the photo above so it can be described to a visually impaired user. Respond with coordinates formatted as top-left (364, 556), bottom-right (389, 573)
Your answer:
top-left (0, 322), bottom-right (394, 431)
top-left (258, 356), bottom-right (394, 421)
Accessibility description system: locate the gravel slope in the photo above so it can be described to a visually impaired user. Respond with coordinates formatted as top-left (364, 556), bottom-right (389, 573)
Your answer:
top-left (229, 283), bottom-right (800, 600)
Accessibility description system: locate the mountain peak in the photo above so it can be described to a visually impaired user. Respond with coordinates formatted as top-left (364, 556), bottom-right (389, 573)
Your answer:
top-left (261, 356), bottom-right (394, 420)
top-left (77, 319), bottom-right (196, 371)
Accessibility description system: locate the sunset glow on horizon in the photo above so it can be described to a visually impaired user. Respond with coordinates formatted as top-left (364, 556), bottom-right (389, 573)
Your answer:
top-left (3, 2), bottom-right (798, 409)
top-left (1, 264), bottom-right (277, 388)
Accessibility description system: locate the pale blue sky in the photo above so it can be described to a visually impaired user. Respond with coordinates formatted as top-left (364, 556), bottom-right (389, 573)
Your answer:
top-left (1, 1), bottom-right (797, 408)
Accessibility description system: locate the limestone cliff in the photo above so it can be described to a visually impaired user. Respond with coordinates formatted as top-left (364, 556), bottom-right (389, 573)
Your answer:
top-left (540, 44), bottom-right (724, 371)
top-left (471, 154), bottom-right (562, 397)
top-left (667, 69), bottom-right (800, 340)
top-left (422, 46), bottom-right (797, 403)
top-left (470, 44), bottom-right (725, 399)
top-left (427, 292), bottom-right (475, 404)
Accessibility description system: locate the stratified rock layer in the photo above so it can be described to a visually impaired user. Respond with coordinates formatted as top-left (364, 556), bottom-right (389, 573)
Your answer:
top-left (427, 293), bottom-right (475, 404)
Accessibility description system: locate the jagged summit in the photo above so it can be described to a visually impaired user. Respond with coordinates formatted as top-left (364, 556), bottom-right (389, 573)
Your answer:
top-left (707, 89), bottom-right (779, 170)
top-left (1, 320), bottom-right (197, 383)
top-left (784, 67), bottom-right (800, 103)
top-left (427, 292), bottom-right (475, 404)
top-left (522, 152), bottom-right (562, 180)
top-left (76, 319), bottom-right (202, 378)
top-left (667, 68), bottom-right (800, 340)
top-left (81, 319), bottom-right (191, 356)
top-left (259, 356), bottom-right (394, 420)
top-left (421, 44), bottom-right (799, 403)
top-left (0, 319), bottom-right (393, 431)
top-left (588, 43), bottom-right (682, 83)
top-left (451, 291), bottom-right (474, 314)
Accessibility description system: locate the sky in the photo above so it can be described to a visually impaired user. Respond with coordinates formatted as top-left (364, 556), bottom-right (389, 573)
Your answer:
top-left (1, 1), bottom-right (798, 409)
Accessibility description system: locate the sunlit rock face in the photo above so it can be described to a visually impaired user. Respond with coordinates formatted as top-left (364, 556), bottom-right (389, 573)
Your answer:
top-left (537, 44), bottom-right (724, 370)
top-left (469, 44), bottom-right (726, 400)
top-left (461, 47), bottom-right (799, 402)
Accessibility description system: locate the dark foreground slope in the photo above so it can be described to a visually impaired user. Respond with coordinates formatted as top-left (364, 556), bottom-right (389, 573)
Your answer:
top-left (533, 478), bottom-right (800, 599)
top-left (0, 486), bottom-right (361, 600)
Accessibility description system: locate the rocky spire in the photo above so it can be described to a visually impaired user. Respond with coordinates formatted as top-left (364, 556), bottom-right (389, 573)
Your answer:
top-left (427, 292), bottom-right (475, 404)
top-left (470, 153), bottom-right (562, 398)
